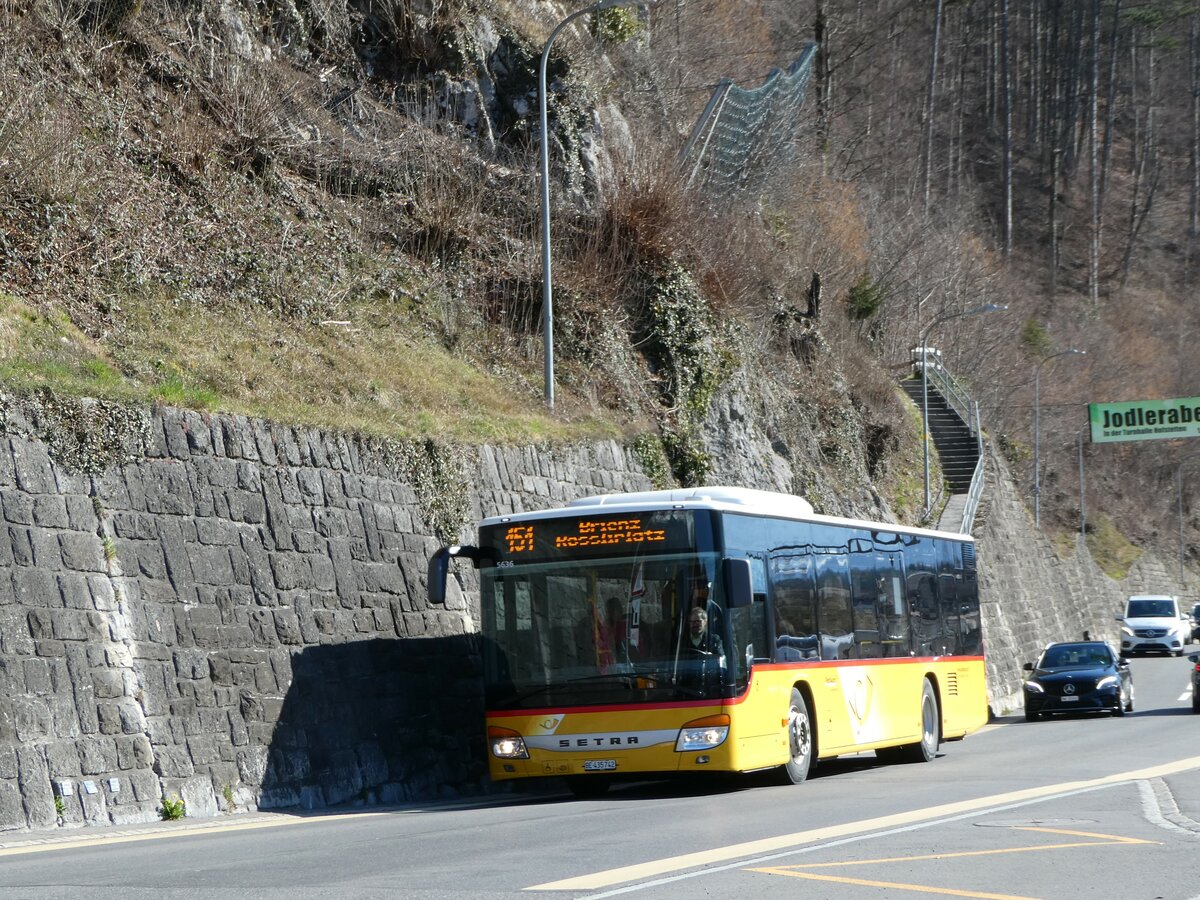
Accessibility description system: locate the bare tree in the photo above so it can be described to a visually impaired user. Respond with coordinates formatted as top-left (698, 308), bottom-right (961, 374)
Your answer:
top-left (923, 0), bottom-right (943, 214)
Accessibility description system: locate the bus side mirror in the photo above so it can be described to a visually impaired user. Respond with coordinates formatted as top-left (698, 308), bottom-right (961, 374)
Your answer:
top-left (427, 545), bottom-right (480, 605)
top-left (724, 557), bottom-right (753, 609)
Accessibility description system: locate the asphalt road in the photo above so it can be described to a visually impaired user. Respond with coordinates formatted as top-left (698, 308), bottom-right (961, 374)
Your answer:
top-left (2, 655), bottom-right (1198, 900)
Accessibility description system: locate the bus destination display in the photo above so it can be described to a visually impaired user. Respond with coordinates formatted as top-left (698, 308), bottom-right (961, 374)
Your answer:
top-left (483, 512), bottom-right (694, 562)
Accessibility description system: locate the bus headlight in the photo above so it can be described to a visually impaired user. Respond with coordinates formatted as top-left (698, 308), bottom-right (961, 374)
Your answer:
top-left (488, 726), bottom-right (530, 759)
top-left (675, 715), bottom-right (730, 752)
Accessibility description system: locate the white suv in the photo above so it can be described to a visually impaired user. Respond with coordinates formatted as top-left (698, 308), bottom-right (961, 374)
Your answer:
top-left (1118, 595), bottom-right (1189, 657)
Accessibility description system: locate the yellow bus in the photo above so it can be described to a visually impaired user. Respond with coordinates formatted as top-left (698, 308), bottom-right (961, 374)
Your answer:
top-left (428, 486), bottom-right (987, 795)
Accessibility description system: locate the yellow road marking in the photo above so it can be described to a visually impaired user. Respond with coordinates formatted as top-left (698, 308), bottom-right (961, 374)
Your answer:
top-left (0, 812), bottom-right (391, 858)
top-left (1014, 825), bottom-right (1155, 844)
top-left (748, 869), bottom-right (1039, 899)
top-left (747, 826), bottom-right (1155, 899)
top-left (526, 755), bottom-right (1200, 891)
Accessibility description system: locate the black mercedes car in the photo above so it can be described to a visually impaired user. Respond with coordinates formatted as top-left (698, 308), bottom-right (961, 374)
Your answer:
top-left (1023, 641), bottom-right (1133, 721)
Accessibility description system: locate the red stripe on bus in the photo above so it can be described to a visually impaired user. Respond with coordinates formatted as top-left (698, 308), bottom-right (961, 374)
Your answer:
top-left (485, 655), bottom-right (984, 718)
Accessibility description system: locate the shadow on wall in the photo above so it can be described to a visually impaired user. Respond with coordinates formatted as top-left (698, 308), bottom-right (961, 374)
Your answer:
top-left (259, 636), bottom-right (487, 810)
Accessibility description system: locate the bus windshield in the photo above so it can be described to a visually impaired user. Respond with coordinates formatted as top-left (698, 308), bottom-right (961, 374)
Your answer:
top-left (479, 548), bottom-right (742, 709)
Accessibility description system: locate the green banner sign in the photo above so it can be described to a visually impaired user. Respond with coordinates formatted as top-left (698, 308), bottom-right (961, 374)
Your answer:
top-left (1089, 398), bottom-right (1200, 443)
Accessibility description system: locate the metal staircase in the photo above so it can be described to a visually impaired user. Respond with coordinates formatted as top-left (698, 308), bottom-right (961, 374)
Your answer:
top-left (899, 360), bottom-right (986, 534)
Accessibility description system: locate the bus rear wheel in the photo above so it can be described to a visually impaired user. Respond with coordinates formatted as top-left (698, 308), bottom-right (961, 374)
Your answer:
top-left (900, 679), bottom-right (940, 763)
top-left (781, 687), bottom-right (813, 784)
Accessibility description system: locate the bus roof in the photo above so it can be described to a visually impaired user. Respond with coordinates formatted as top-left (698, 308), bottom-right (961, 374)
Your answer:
top-left (479, 486), bottom-right (974, 542)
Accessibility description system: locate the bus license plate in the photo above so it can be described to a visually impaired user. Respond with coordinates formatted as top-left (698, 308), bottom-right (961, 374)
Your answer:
top-left (583, 759), bottom-right (617, 771)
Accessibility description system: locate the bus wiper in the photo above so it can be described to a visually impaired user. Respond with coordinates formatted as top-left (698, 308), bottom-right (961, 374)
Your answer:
top-left (560, 673), bottom-right (647, 688)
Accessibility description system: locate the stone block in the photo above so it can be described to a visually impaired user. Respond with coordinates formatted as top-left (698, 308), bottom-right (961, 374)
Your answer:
top-left (274, 611), bottom-right (302, 645)
top-left (89, 576), bottom-right (116, 612)
top-left (183, 411), bottom-right (213, 455)
top-left (269, 554), bottom-right (313, 591)
top-left (12, 441), bottom-right (55, 494)
top-left (154, 746), bottom-right (195, 778)
top-left (32, 495), bottom-right (69, 529)
top-left (297, 469), bottom-right (325, 505)
top-left (187, 544), bottom-right (235, 586)
top-left (16, 746), bottom-right (55, 828)
top-left (127, 769), bottom-right (160, 802)
top-left (59, 573), bottom-right (92, 610)
top-left (59, 532), bottom-right (105, 572)
top-left (23, 657), bottom-right (51, 693)
top-left (157, 521), bottom-right (194, 585)
top-left (196, 518), bottom-right (239, 547)
top-left (116, 734), bottom-right (154, 770)
top-left (163, 413), bottom-right (191, 459)
top-left (29, 528), bottom-right (62, 570)
top-left (44, 742), bottom-right (81, 779)
top-left (143, 465), bottom-right (194, 515)
top-left (173, 649), bottom-right (209, 680)
top-left (0, 440), bottom-right (13, 487)
top-left (51, 610), bottom-right (90, 641)
top-left (0, 781), bottom-right (26, 832)
top-left (97, 702), bottom-right (123, 734)
top-left (79, 737), bottom-right (118, 775)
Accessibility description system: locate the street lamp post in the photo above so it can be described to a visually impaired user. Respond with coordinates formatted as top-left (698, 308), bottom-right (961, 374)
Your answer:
top-left (540, 0), bottom-right (647, 409)
top-left (1033, 348), bottom-right (1086, 527)
top-left (919, 303), bottom-right (1006, 518)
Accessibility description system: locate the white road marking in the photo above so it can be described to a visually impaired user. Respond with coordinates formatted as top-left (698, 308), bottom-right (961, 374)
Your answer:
top-left (525, 756), bottom-right (1200, 893)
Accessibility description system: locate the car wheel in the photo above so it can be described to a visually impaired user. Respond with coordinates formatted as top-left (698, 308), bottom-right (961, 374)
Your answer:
top-left (1193, 693), bottom-right (1200, 714)
top-left (1112, 700), bottom-right (1125, 717)
top-left (1024, 708), bottom-right (1039, 722)
top-left (780, 687), bottom-right (814, 784)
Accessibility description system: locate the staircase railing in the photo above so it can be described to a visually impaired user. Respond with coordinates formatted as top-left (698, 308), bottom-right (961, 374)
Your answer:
top-left (923, 363), bottom-right (980, 449)
top-left (914, 361), bottom-right (988, 534)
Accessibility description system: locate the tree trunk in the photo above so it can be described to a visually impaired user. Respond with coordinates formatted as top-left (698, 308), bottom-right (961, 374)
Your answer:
top-left (923, 0), bottom-right (944, 214)
top-left (1088, 0), bottom-right (1100, 307)
top-left (1001, 0), bottom-right (1013, 257)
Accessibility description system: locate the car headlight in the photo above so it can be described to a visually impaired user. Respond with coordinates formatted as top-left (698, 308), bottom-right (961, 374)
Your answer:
top-left (676, 715), bottom-right (730, 751)
top-left (1095, 675), bottom-right (1119, 690)
top-left (1023, 681), bottom-right (1044, 693)
top-left (1120, 626), bottom-right (1134, 637)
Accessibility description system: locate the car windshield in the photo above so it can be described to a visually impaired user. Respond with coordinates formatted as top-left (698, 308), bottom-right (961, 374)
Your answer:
top-left (1127, 599), bottom-right (1176, 617)
top-left (1039, 644), bottom-right (1112, 668)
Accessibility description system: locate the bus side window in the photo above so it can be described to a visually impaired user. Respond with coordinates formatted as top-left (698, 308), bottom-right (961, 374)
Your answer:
top-left (876, 568), bottom-right (909, 656)
top-left (769, 553), bottom-right (818, 661)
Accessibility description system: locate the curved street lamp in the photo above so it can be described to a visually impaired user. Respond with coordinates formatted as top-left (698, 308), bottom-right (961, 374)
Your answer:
top-left (920, 303), bottom-right (1007, 518)
top-left (1033, 348), bottom-right (1086, 527)
top-left (540, 0), bottom-right (649, 409)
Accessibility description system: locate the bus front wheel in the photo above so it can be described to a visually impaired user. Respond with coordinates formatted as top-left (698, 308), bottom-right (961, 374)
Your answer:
top-left (781, 687), bottom-right (814, 784)
top-left (900, 679), bottom-right (940, 763)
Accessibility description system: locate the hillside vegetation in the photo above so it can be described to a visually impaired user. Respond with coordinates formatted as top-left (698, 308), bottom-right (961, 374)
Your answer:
top-left (0, 0), bottom-right (1197, 559)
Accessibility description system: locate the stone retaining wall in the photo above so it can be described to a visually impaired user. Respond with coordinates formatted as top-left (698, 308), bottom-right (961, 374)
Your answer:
top-left (0, 402), bottom-right (1193, 832)
top-left (0, 403), bottom-right (653, 831)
